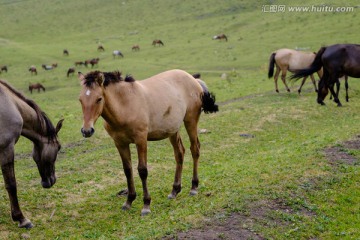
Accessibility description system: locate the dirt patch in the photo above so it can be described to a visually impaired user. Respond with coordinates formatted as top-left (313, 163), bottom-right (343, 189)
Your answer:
top-left (163, 136), bottom-right (360, 240)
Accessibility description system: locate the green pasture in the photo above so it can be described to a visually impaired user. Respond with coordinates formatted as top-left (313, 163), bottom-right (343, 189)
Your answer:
top-left (0, 0), bottom-right (359, 239)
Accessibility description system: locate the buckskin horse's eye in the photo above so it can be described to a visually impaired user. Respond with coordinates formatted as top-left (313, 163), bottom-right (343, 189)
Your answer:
top-left (96, 98), bottom-right (102, 104)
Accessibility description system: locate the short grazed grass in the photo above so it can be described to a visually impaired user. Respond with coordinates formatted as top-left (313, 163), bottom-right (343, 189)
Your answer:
top-left (0, 0), bottom-right (360, 239)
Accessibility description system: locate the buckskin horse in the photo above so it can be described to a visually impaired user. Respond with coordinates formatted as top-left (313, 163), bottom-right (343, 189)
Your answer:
top-left (291, 44), bottom-right (360, 106)
top-left (268, 48), bottom-right (322, 93)
top-left (0, 80), bottom-right (63, 228)
top-left (78, 69), bottom-right (218, 216)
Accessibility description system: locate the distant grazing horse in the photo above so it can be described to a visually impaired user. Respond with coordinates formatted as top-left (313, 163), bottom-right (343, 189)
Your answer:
top-left (67, 67), bottom-right (75, 77)
top-left (113, 50), bottom-right (124, 58)
top-left (0, 65), bottom-right (8, 73)
top-left (29, 83), bottom-right (45, 93)
top-left (78, 69), bottom-right (218, 215)
top-left (192, 73), bottom-right (201, 79)
top-left (213, 34), bottom-right (228, 42)
top-left (291, 44), bottom-right (360, 106)
top-left (268, 48), bottom-right (322, 93)
top-left (97, 45), bottom-right (105, 51)
top-left (42, 63), bottom-right (57, 70)
top-left (152, 39), bottom-right (164, 46)
top-left (0, 80), bottom-right (63, 228)
top-left (75, 61), bottom-right (85, 66)
top-left (85, 58), bottom-right (100, 68)
top-left (29, 66), bottom-right (37, 75)
top-left (63, 49), bottom-right (69, 56)
top-left (132, 45), bottom-right (140, 51)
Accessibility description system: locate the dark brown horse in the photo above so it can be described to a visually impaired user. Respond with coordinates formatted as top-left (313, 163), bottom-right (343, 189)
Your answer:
top-left (63, 49), bottom-right (69, 56)
top-left (132, 45), bottom-right (140, 51)
top-left (291, 44), bottom-right (360, 106)
top-left (0, 80), bottom-right (63, 228)
top-left (78, 69), bottom-right (218, 216)
top-left (67, 67), bottom-right (75, 77)
top-left (152, 39), bottom-right (164, 46)
top-left (213, 34), bottom-right (228, 42)
top-left (28, 66), bottom-right (37, 75)
top-left (29, 83), bottom-right (45, 93)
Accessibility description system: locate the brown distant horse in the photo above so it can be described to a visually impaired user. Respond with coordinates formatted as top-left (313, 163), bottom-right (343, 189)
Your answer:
top-left (29, 83), bottom-right (45, 93)
top-left (212, 34), bottom-right (228, 42)
top-left (67, 67), bottom-right (75, 77)
top-left (28, 66), bottom-right (37, 75)
top-left (63, 49), bottom-right (69, 56)
top-left (97, 45), bottom-right (105, 51)
top-left (0, 80), bottom-right (63, 228)
top-left (268, 48), bottom-right (322, 93)
top-left (132, 45), bottom-right (140, 51)
top-left (192, 73), bottom-right (201, 79)
top-left (78, 69), bottom-right (218, 215)
top-left (0, 65), bottom-right (8, 73)
top-left (85, 58), bottom-right (100, 68)
top-left (152, 39), bottom-right (164, 46)
top-left (75, 61), bottom-right (85, 66)
top-left (291, 44), bottom-right (360, 106)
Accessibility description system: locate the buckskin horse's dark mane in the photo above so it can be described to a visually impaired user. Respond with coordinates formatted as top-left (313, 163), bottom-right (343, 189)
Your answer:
top-left (83, 71), bottom-right (135, 88)
top-left (0, 80), bottom-right (57, 141)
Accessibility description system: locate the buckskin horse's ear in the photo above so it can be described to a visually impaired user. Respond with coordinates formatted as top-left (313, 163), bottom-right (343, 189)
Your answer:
top-left (96, 72), bottom-right (105, 86)
top-left (78, 72), bottom-right (85, 85)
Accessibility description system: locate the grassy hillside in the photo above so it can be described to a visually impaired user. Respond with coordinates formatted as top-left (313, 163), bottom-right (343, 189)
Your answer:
top-left (0, 0), bottom-right (360, 239)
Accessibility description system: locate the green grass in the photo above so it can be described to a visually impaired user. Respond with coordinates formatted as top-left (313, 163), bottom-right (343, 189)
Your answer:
top-left (1, 0), bottom-right (360, 239)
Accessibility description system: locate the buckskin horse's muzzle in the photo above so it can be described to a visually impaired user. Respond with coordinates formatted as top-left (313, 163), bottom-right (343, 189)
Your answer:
top-left (81, 127), bottom-right (95, 138)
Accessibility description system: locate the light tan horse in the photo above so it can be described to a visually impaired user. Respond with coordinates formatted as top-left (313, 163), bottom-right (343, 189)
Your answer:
top-left (0, 80), bottom-right (63, 228)
top-left (78, 69), bottom-right (218, 215)
top-left (268, 48), bottom-right (323, 93)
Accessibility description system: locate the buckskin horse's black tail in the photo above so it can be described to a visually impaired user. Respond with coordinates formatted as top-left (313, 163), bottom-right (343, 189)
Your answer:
top-left (268, 52), bottom-right (276, 78)
top-left (197, 79), bottom-right (219, 113)
top-left (291, 47), bottom-right (326, 80)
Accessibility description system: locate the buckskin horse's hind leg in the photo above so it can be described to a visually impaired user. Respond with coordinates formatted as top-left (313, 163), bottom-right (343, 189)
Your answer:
top-left (0, 143), bottom-right (33, 228)
top-left (136, 140), bottom-right (152, 216)
top-left (168, 132), bottom-right (185, 199)
top-left (184, 118), bottom-right (201, 196)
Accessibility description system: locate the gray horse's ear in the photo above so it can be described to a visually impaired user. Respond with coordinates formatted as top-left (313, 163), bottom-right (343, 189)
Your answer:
top-left (96, 72), bottom-right (105, 86)
top-left (56, 119), bottom-right (64, 134)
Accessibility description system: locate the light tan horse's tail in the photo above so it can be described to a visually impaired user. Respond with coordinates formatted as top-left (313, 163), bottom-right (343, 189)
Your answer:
top-left (197, 79), bottom-right (219, 113)
top-left (268, 52), bottom-right (276, 78)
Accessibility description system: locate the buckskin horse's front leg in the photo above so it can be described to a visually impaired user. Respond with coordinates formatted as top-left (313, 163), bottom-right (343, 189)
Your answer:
top-left (136, 141), bottom-right (151, 216)
top-left (1, 146), bottom-right (33, 228)
top-left (116, 143), bottom-right (137, 211)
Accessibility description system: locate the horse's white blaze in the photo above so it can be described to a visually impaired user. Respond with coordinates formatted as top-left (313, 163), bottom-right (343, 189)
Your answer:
top-left (86, 89), bottom-right (91, 96)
